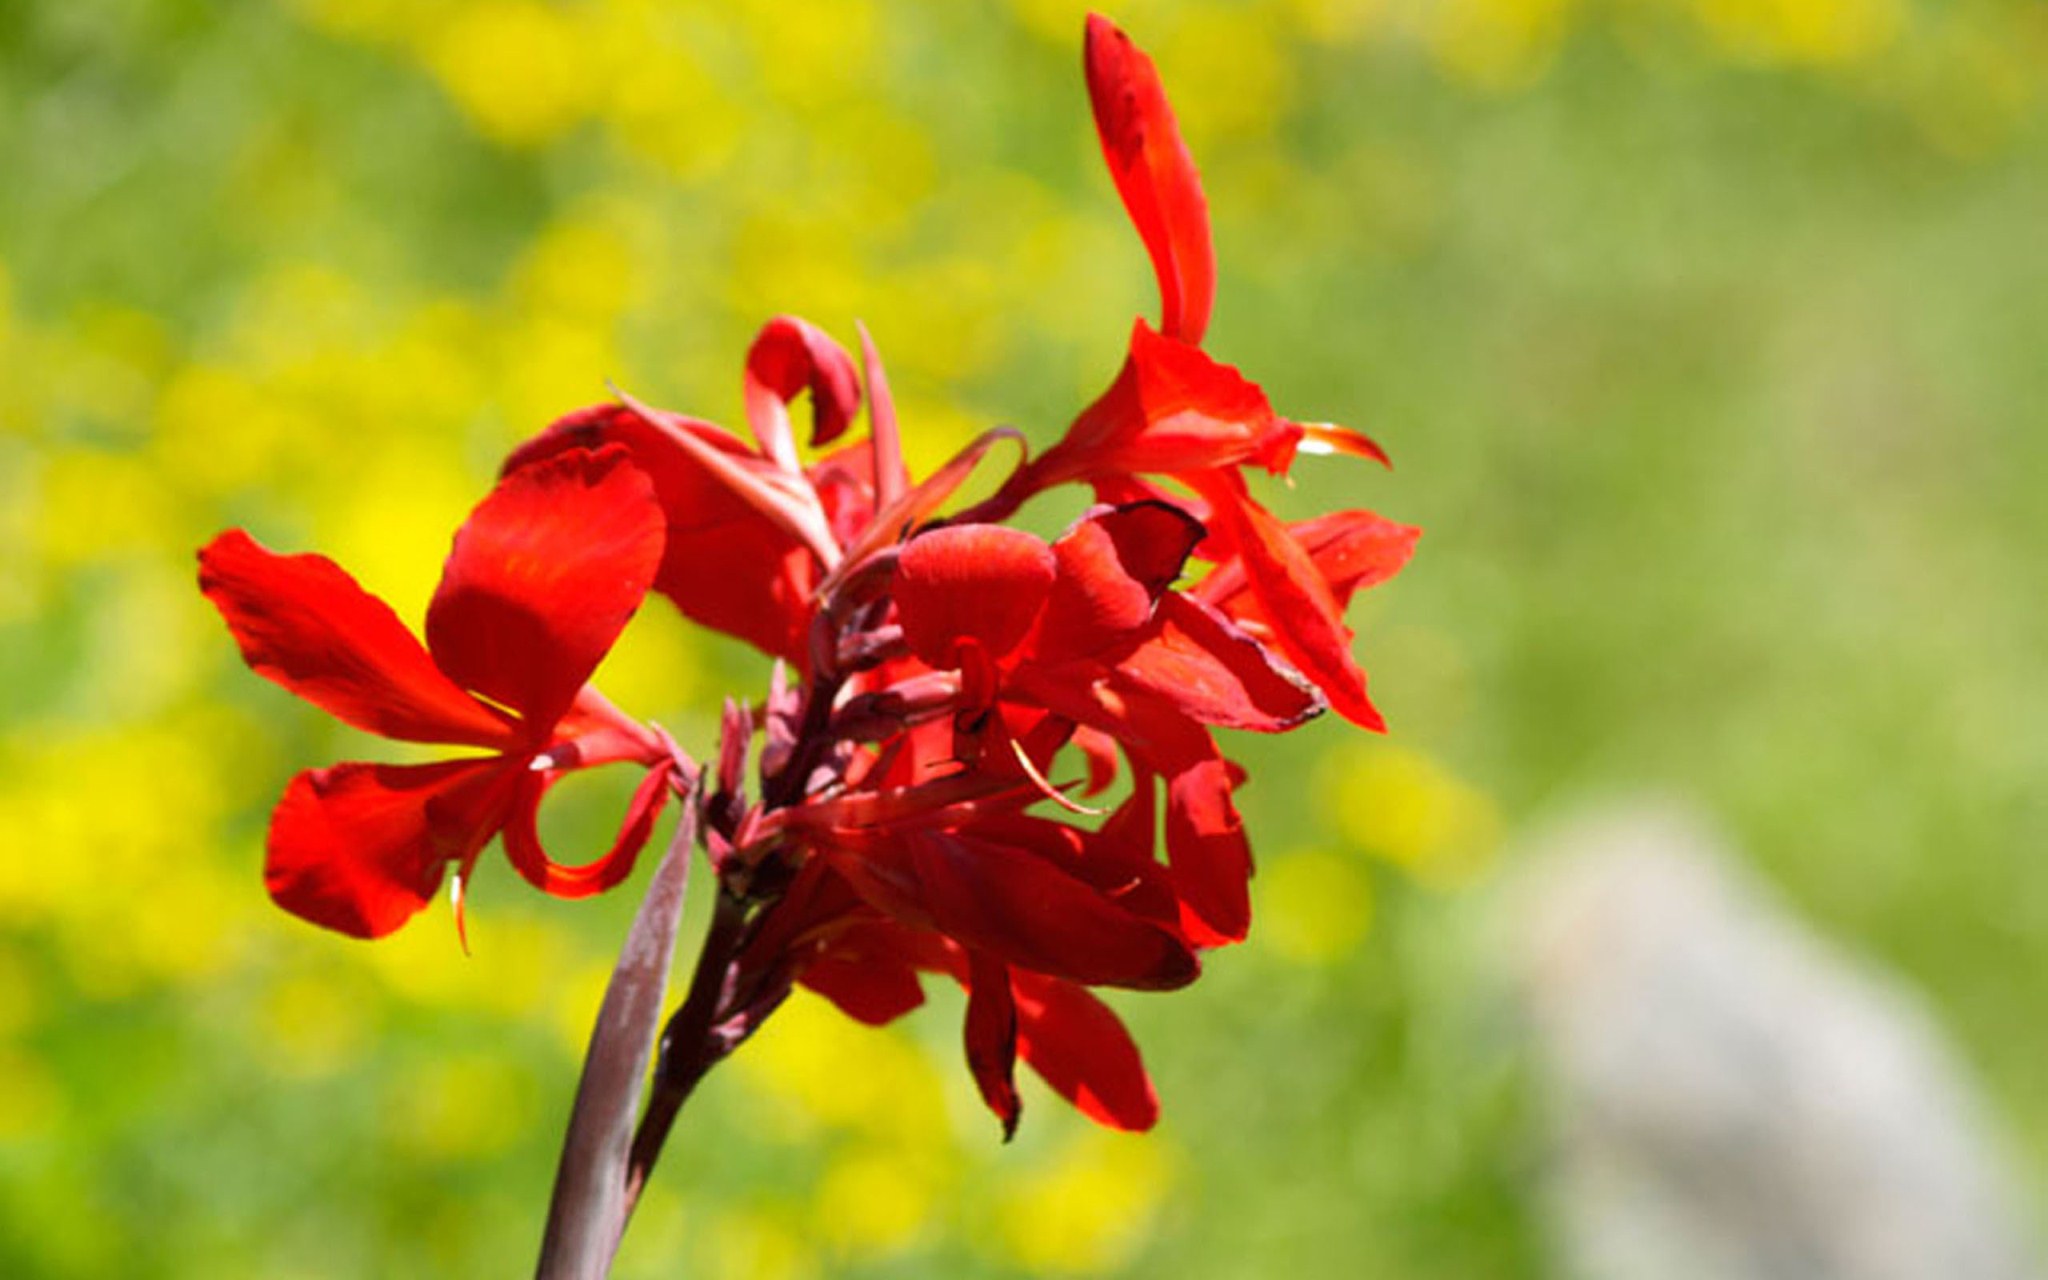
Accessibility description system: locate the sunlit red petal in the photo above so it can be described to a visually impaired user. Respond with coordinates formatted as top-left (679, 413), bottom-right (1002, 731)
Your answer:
top-left (198, 531), bottom-right (515, 749)
top-left (1296, 421), bottom-right (1391, 467)
top-left (743, 315), bottom-right (862, 467)
top-left (1192, 471), bottom-right (1384, 731)
top-left (1018, 324), bottom-right (1296, 497)
top-left (894, 525), bottom-right (1056, 668)
top-left (265, 758), bottom-right (513, 939)
top-left (1013, 970), bottom-right (1159, 1132)
top-left (505, 405), bottom-right (820, 665)
top-left (1198, 509), bottom-right (1419, 613)
top-left (501, 762), bottom-right (673, 899)
top-left (426, 445), bottom-right (663, 734)
top-left (1085, 14), bottom-right (1215, 344)
top-left (964, 949), bottom-right (1022, 1139)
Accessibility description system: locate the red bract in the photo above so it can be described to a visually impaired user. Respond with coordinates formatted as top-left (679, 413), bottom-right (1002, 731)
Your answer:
top-left (199, 446), bottom-right (676, 938)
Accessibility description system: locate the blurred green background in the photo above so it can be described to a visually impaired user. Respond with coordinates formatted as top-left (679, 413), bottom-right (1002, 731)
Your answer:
top-left (3, 0), bottom-right (2045, 1275)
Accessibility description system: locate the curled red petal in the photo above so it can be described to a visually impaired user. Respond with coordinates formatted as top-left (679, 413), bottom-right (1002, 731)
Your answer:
top-left (1297, 420), bottom-right (1391, 468)
top-left (1013, 970), bottom-right (1159, 1132)
top-left (265, 758), bottom-right (515, 939)
top-left (964, 949), bottom-right (1022, 1139)
top-left (1033, 501), bottom-right (1203, 662)
top-left (198, 531), bottom-right (515, 749)
top-left (1114, 593), bottom-right (1324, 733)
top-left (894, 525), bottom-right (1056, 668)
top-left (1085, 14), bottom-right (1215, 344)
top-left (427, 445), bottom-right (664, 734)
top-left (501, 762), bottom-right (673, 900)
top-left (1192, 471), bottom-right (1385, 731)
top-left (743, 315), bottom-right (863, 468)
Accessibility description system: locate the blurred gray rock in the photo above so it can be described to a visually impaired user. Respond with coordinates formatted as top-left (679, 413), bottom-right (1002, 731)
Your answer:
top-left (1506, 802), bottom-right (2042, 1280)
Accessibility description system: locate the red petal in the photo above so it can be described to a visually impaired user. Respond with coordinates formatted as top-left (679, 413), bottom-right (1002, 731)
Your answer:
top-left (894, 525), bottom-right (1056, 668)
top-left (1033, 501), bottom-right (1203, 662)
top-left (1192, 471), bottom-right (1384, 731)
top-left (1297, 420), bottom-right (1391, 468)
top-left (743, 315), bottom-right (863, 468)
top-left (1114, 593), bottom-right (1324, 733)
top-left (198, 531), bottom-right (516, 749)
top-left (1165, 754), bottom-right (1252, 946)
top-left (427, 445), bottom-right (664, 733)
top-left (501, 762), bottom-right (672, 899)
top-left (1013, 970), bottom-right (1159, 1131)
top-left (964, 949), bottom-right (1022, 1139)
top-left (1085, 15), bottom-right (1215, 344)
top-left (800, 926), bottom-right (931, 1027)
top-left (506, 405), bottom-right (821, 665)
top-left (825, 427), bottom-right (1027, 599)
top-left (858, 321), bottom-right (908, 510)
top-left (1021, 324), bottom-right (1296, 494)
top-left (265, 758), bottom-right (514, 939)
top-left (826, 828), bottom-right (1197, 991)
top-left (1072, 723), bottom-right (1121, 795)
top-left (1198, 509), bottom-right (1419, 613)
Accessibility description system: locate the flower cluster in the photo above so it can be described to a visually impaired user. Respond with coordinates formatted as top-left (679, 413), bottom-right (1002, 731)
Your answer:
top-left (199, 15), bottom-right (1416, 1138)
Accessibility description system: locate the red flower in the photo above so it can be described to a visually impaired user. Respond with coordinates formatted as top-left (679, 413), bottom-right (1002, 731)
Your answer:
top-left (980, 15), bottom-right (1410, 732)
top-left (198, 446), bottom-right (675, 939)
top-left (502, 317), bottom-right (861, 669)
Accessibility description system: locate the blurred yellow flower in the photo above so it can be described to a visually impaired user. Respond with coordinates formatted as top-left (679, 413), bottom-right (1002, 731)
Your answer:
top-left (813, 1147), bottom-right (937, 1259)
top-left (1320, 742), bottom-right (1499, 888)
top-left (994, 1129), bottom-right (1175, 1274)
top-left (1258, 848), bottom-right (1377, 963)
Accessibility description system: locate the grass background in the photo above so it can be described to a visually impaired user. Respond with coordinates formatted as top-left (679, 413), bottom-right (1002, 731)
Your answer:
top-left (2, 0), bottom-right (2044, 1275)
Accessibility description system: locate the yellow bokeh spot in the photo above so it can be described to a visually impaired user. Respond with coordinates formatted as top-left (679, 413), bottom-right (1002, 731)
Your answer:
top-left (735, 991), bottom-right (949, 1150)
top-left (1288, 0), bottom-right (1392, 45)
top-left (588, 596), bottom-right (702, 724)
top-left (1257, 849), bottom-right (1375, 963)
top-left (34, 448), bottom-right (182, 566)
top-left (0, 1049), bottom-right (63, 1140)
top-left (1319, 743), bottom-right (1499, 888)
top-left (153, 362), bottom-right (305, 497)
top-left (707, 1207), bottom-right (816, 1280)
top-left (509, 203), bottom-right (649, 324)
top-left (1159, 9), bottom-right (1293, 143)
top-left (1691, 0), bottom-right (1902, 66)
top-left (420, 1), bottom-right (600, 147)
top-left (734, 0), bottom-right (878, 111)
top-left (384, 1052), bottom-right (534, 1161)
top-left (995, 1130), bottom-right (1174, 1274)
top-left (261, 967), bottom-right (376, 1077)
top-left (1428, 0), bottom-right (1579, 92)
top-left (0, 946), bottom-right (43, 1039)
top-left (814, 1148), bottom-right (936, 1259)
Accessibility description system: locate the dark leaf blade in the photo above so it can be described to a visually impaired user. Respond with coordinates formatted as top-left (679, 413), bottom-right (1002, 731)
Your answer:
top-left (535, 776), bottom-right (697, 1279)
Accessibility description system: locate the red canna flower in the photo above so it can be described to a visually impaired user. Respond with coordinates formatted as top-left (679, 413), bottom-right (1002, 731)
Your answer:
top-left (977, 14), bottom-right (1411, 732)
top-left (198, 446), bottom-right (677, 939)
